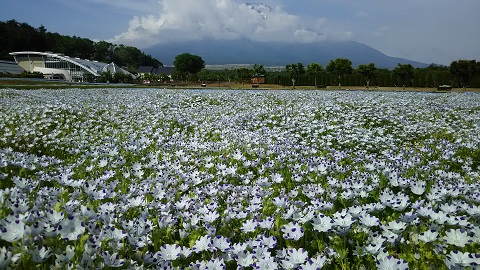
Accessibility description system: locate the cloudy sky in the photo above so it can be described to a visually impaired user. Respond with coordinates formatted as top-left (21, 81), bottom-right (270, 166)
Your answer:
top-left (2, 0), bottom-right (479, 65)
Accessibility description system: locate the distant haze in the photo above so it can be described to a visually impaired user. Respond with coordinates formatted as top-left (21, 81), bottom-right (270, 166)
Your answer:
top-left (144, 39), bottom-right (429, 69)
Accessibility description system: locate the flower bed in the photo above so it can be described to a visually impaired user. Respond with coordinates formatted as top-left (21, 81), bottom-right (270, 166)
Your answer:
top-left (0, 88), bottom-right (479, 269)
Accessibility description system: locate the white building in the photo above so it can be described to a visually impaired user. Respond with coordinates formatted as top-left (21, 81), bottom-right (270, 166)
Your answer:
top-left (9, 51), bottom-right (133, 82)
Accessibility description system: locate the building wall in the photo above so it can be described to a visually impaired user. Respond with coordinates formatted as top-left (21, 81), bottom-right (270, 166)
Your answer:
top-left (32, 67), bottom-right (71, 81)
top-left (15, 55), bottom-right (46, 72)
top-left (252, 76), bottom-right (265, 84)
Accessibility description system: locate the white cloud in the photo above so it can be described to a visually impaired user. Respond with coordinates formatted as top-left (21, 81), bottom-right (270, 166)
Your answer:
top-left (83, 0), bottom-right (160, 14)
top-left (98, 0), bottom-right (480, 64)
top-left (109, 0), bottom-right (336, 47)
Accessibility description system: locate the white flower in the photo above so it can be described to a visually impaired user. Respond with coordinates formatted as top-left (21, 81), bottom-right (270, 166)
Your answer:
top-left (99, 226), bottom-right (127, 241)
top-left (445, 250), bottom-right (476, 268)
top-left (31, 245), bottom-right (52, 263)
top-left (359, 214), bottom-right (380, 227)
top-left (299, 255), bottom-right (329, 270)
top-left (271, 173), bottom-right (284, 183)
top-left (382, 220), bottom-right (407, 234)
top-left (258, 217), bottom-right (274, 229)
top-left (57, 216), bottom-right (85, 241)
top-left (202, 211), bottom-right (219, 223)
top-left (55, 245), bottom-right (75, 263)
top-left (418, 230), bottom-right (439, 243)
top-left (261, 236), bottom-right (277, 249)
top-left (286, 248), bottom-right (309, 266)
top-left (376, 255), bottom-right (409, 270)
top-left (212, 236), bottom-right (231, 252)
top-left (0, 247), bottom-right (12, 268)
top-left (364, 243), bottom-right (384, 255)
top-left (241, 219), bottom-right (258, 233)
top-left (444, 229), bottom-right (472, 247)
top-left (281, 221), bottom-right (304, 241)
top-left (311, 214), bottom-right (334, 232)
top-left (235, 250), bottom-right (255, 267)
top-left (0, 219), bottom-right (26, 242)
top-left (192, 235), bottom-right (212, 253)
top-left (272, 197), bottom-right (288, 208)
top-left (206, 257), bottom-right (226, 269)
top-left (160, 244), bottom-right (182, 261)
top-left (102, 251), bottom-right (125, 268)
top-left (410, 180), bottom-right (426, 195)
top-left (255, 254), bottom-right (278, 269)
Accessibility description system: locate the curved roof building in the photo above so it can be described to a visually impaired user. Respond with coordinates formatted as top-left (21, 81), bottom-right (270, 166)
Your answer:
top-left (9, 51), bottom-right (133, 81)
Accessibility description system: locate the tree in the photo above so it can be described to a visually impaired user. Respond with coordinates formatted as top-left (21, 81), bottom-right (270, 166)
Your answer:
top-left (286, 63), bottom-right (305, 88)
top-left (173, 53), bottom-right (205, 81)
top-left (357, 63), bottom-right (377, 88)
top-left (253, 64), bottom-right (266, 76)
top-left (252, 64), bottom-right (266, 84)
top-left (326, 58), bottom-right (353, 88)
top-left (450, 60), bottom-right (477, 88)
top-left (94, 41), bottom-right (113, 61)
top-left (393, 64), bottom-right (415, 88)
top-left (306, 63), bottom-right (325, 88)
top-left (236, 67), bottom-right (252, 88)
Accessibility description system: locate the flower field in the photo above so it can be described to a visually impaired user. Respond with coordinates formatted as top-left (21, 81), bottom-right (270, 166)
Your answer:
top-left (0, 88), bottom-right (480, 269)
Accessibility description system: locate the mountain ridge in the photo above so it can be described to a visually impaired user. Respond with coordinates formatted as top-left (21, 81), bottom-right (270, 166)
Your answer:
top-left (144, 39), bottom-right (429, 69)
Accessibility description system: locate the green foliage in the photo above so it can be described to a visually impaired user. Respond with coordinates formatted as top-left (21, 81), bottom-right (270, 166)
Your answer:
top-left (286, 63), bottom-right (306, 87)
top-left (173, 53), bottom-right (205, 79)
top-left (236, 68), bottom-right (252, 83)
top-left (450, 59), bottom-right (478, 88)
top-left (286, 63), bottom-right (305, 79)
top-left (307, 63), bottom-right (325, 87)
top-left (393, 63), bottom-right (415, 87)
top-left (356, 63), bottom-right (377, 87)
top-left (253, 64), bottom-right (266, 76)
top-left (326, 58), bottom-right (353, 87)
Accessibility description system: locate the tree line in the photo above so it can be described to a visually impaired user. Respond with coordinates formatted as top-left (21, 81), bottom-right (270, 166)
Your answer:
top-left (2, 20), bottom-right (479, 87)
top-left (0, 20), bottom-right (162, 72)
top-left (176, 58), bottom-right (480, 89)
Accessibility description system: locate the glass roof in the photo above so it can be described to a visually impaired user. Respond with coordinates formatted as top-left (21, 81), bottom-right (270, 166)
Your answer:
top-left (0, 60), bottom-right (24, 74)
top-left (9, 51), bottom-right (132, 77)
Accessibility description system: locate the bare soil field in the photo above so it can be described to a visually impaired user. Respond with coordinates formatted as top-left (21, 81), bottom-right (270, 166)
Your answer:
top-left (168, 82), bottom-right (480, 92)
top-left (2, 78), bottom-right (479, 92)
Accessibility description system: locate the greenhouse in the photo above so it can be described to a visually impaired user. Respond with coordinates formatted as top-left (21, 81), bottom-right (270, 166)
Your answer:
top-left (9, 51), bottom-right (133, 82)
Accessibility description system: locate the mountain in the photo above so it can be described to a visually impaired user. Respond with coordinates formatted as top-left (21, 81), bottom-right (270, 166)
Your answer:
top-left (143, 39), bottom-right (429, 69)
